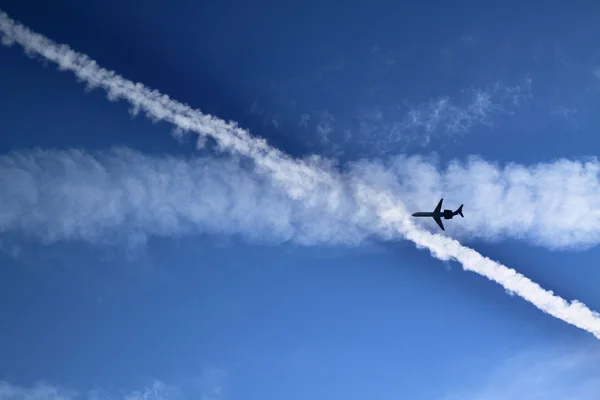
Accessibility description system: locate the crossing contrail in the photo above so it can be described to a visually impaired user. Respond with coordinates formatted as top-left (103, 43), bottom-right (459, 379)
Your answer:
top-left (1, 10), bottom-right (599, 339)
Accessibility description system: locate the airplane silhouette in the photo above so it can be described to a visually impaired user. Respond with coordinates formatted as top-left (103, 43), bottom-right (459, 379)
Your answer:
top-left (411, 198), bottom-right (463, 231)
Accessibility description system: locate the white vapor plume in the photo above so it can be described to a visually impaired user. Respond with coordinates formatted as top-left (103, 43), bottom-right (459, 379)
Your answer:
top-left (1, 10), bottom-right (600, 339)
top-left (0, 148), bottom-right (370, 246)
top-left (353, 155), bottom-right (600, 250)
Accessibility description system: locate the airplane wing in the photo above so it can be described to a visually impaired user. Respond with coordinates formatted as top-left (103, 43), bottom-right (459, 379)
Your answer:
top-left (434, 198), bottom-right (443, 214)
top-left (433, 216), bottom-right (445, 231)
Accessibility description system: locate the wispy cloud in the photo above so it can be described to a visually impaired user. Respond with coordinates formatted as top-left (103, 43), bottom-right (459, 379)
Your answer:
top-left (1, 10), bottom-right (600, 340)
top-left (443, 345), bottom-right (600, 400)
top-left (315, 111), bottom-right (335, 145)
top-left (0, 382), bottom-right (76, 400)
top-left (275, 79), bottom-right (532, 157)
top-left (194, 367), bottom-right (228, 400)
top-left (358, 78), bottom-right (532, 152)
top-left (0, 380), bottom-right (176, 400)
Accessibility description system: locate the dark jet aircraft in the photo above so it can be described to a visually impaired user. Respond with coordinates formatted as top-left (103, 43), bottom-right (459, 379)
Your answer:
top-left (411, 198), bottom-right (463, 231)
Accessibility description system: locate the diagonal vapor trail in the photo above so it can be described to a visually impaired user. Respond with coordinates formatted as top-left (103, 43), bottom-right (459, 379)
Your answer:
top-left (1, 10), bottom-right (600, 339)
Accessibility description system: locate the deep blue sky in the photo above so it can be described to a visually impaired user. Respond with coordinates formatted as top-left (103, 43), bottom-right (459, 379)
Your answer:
top-left (1, 0), bottom-right (600, 399)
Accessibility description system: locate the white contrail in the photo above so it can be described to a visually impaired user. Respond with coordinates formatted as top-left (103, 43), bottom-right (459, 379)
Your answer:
top-left (349, 155), bottom-right (600, 250)
top-left (4, 145), bottom-right (600, 251)
top-left (1, 10), bottom-right (599, 339)
top-left (0, 148), bottom-right (371, 246)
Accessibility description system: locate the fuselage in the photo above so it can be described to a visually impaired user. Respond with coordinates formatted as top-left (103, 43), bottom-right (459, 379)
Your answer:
top-left (412, 209), bottom-right (456, 219)
top-left (412, 212), bottom-right (436, 217)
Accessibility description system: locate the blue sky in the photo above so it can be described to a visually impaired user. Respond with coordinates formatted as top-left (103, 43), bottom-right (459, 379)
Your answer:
top-left (1, 1), bottom-right (600, 399)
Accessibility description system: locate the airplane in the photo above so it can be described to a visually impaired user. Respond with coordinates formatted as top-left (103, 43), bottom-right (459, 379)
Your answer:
top-left (411, 198), bottom-right (463, 231)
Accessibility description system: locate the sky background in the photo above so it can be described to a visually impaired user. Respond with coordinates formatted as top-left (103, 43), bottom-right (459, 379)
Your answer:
top-left (1, 0), bottom-right (600, 399)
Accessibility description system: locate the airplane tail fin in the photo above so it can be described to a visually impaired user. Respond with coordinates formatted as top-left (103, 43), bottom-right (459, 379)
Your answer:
top-left (456, 204), bottom-right (464, 217)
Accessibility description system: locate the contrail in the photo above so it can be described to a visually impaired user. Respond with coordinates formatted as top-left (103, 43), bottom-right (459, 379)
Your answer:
top-left (1, 10), bottom-right (599, 339)
top-left (383, 155), bottom-right (600, 250)
top-left (0, 148), bottom-right (370, 246)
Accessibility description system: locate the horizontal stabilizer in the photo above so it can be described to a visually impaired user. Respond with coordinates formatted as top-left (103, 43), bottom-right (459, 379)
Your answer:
top-left (433, 216), bottom-right (444, 231)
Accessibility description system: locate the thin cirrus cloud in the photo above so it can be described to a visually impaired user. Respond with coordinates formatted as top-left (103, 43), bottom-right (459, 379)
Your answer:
top-left (0, 372), bottom-right (225, 400)
top-left (357, 78), bottom-right (532, 150)
top-left (443, 345), bottom-right (600, 400)
top-left (290, 78), bottom-right (531, 156)
top-left (0, 380), bottom-right (177, 400)
top-left (1, 11), bottom-right (600, 340)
